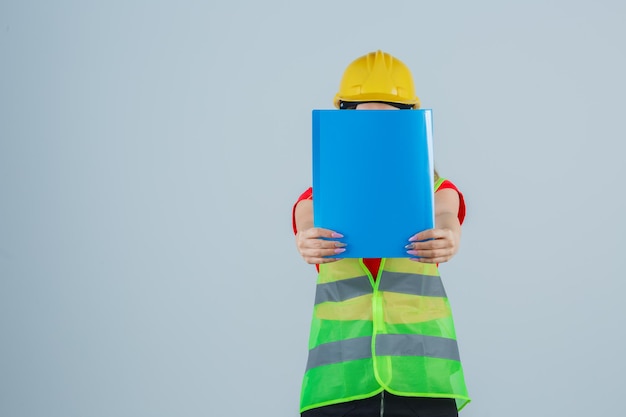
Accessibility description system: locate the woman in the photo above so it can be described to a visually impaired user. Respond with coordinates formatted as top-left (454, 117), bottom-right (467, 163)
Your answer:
top-left (293, 50), bottom-right (470, 417)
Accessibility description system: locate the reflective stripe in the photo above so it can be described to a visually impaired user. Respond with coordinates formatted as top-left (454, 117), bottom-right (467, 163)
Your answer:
top-left (314, 276), bottom-right (372, 305)
top-left (306, 336), bottom-right (372, 371)
top-left (376, 334), bottom-right (460, 362)
top-left (378, 271), bottom-right (447, 298)
top-left (306, 333), bottom-right (460, 371)
top-left (315, 272), bottom-right (446, 304)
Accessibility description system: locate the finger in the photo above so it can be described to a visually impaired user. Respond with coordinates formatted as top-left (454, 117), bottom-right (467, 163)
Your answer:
top-left (302, 247), bottom-right (346, 264)
top-left (410, 247), bottom-right (456, 264)
top-left (408, 238), bottom-right (452, 251)
top-left (303, 228), bottom-right (344, 239)
top-left (299, 238), bottom-right (347, 251)
top-left (408, 228), bottom-right (450, 242)
top-left (408, 247), bottom-right (455, 263)
top-left (408, 229), bottom-right (435, 242)
top-left (406, 247), bottom-right (454, 260)
top-left (301, 246), bottom-right (346, 260)
top-left (409, 255), bottom-right (452, 264)
top-left (307, 256), bottom-right (343, 264)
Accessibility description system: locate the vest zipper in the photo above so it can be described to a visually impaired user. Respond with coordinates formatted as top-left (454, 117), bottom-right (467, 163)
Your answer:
top-left (380, 390), bottom-right (385, 417)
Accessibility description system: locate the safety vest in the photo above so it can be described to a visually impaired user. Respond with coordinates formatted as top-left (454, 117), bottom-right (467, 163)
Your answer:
top-left (300, 201), bottom-right (470, 412)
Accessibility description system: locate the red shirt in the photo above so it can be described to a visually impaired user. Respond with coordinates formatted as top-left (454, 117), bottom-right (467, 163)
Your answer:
top-left (292, 180), bottom-right (466, 277)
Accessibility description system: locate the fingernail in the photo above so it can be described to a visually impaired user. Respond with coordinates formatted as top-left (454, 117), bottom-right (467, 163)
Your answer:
top-left (331, 232), bottom-right (344, 238)
top-left (408, 236), bottom-right (418, 242)
top-left (406, 250), bottom-right (418, 255)
top-left (334, 248), bottom-right (346, 254)
top-left (335, 242), bottom-right (347, 248)
top-left (404, 244), bottom-right (413, 249)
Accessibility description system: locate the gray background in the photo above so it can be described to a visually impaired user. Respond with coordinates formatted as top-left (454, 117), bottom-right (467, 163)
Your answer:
top-left (1, 1), bottom-right (625, 416)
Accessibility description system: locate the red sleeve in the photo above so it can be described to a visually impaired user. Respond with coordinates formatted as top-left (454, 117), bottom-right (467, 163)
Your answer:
top-left (437, 180), bottom-right (466, 225)
top-left (292, 187), bottom-right (313, 234)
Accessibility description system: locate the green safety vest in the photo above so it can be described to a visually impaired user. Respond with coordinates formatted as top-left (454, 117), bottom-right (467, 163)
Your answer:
top-left (300, 183), bottom-right (470, 412)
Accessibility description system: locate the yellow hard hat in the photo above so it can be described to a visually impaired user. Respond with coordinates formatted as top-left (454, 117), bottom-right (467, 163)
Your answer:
top-left (333, 50), bottom-right (420, 109)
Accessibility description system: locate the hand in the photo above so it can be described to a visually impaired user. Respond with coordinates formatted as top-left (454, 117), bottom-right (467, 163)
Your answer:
top-left (296, 227), bottom-right (346, 264)
top-left (406, 228), bottom-right (459, 264)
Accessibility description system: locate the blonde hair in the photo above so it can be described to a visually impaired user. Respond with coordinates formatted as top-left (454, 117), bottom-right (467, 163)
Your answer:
top-left (434, 169), bottom-right (440, 183)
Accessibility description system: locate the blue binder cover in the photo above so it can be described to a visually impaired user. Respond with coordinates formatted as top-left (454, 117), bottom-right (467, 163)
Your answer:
top-left (312, 109), bottom-right (434, 258)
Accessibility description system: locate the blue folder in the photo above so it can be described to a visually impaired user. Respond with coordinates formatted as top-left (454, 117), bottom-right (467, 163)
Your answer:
top-left (312, 109), bottom-right (434, 258)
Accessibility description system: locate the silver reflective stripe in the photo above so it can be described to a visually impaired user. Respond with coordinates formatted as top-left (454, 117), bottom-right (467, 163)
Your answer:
top-left (314, 276), bottom-right (372, 305)
top-left (305, 334), bottom-right (460, 371)
top-left (376, 334), bottom-right (460, 362)
top-left (378, 271), bottom-right (447, 298)
top-left (306, 336), bottom-right (372, 371)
